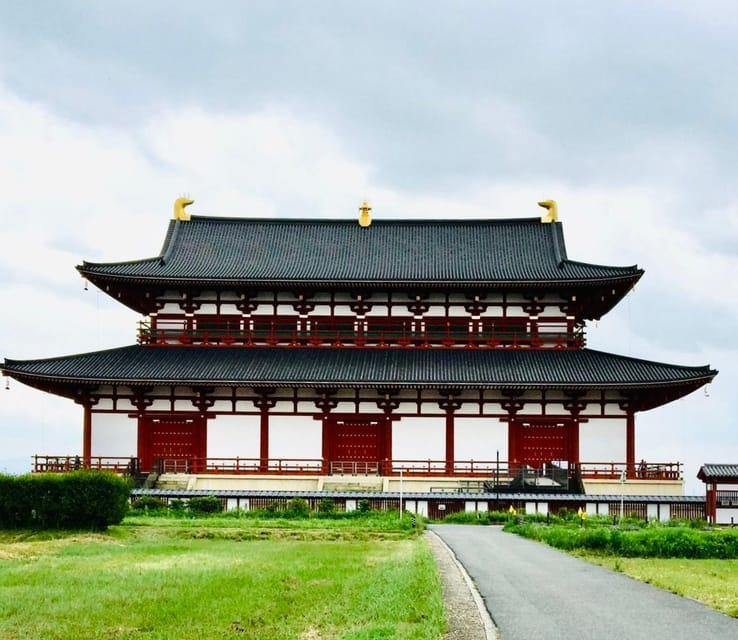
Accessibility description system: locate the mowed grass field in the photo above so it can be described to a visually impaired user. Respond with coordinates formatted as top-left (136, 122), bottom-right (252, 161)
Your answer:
top-left (579, 554), bottom-right (738, 618)
top-left (0, 519), bottom-right (445, 640)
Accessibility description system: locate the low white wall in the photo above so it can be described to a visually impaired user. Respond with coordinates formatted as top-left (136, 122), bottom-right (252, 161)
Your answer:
top-left (717, 508), bottom-right (738, 525)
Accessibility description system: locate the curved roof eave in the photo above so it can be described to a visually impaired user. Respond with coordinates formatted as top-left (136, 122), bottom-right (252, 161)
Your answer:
top-left (76, 270), bottom-right (644, 290)
top-left (2, 345), bottom-right (717, 393)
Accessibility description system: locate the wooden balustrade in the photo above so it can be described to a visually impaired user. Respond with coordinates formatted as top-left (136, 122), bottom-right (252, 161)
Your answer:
top-left (31, 455), bottom-right (682, 481)
top-left (138, 316), bottom-right (585, 350)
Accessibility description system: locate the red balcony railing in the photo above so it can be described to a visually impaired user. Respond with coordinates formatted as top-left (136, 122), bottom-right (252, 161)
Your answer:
top-left (32, 455), bottom-right (137, 474)
top-left (138, 315), bottom-right (585, 350)
top-left (32, 455), bottom-right (681, 481)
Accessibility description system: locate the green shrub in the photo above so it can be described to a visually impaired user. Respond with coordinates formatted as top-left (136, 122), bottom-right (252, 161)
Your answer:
top-left (442, 511), bottom-right (489, 525)
top-left (0, 471), bottom-right (129, 530)
top-left (187, 496), bottom-right (223, 515)
top-left (131, 496), bottom-right (168, 512)
top-left (504, 519), bottom-right (738, 559)
top-left (168, 498), bottom-right (187, 514)
top-left (317, 497), bottom-right (336, 514)
top-left (357, 499), bottom-right (372, 513)
top-left (285, 497), bottom-right (311, 518)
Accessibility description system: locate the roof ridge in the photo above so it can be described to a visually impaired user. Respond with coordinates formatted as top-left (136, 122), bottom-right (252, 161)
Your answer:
top-left (186, 215), bottom-right (545, 225)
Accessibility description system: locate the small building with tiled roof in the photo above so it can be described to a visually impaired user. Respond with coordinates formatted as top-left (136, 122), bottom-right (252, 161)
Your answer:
top-left (1, 199), bottom-right (717, 502)
top-left (698, 464), bottom-right (738, 524)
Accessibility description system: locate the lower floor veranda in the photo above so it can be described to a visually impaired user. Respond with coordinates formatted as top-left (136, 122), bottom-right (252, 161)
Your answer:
top-left (34, 384), bottom-right (685, 495)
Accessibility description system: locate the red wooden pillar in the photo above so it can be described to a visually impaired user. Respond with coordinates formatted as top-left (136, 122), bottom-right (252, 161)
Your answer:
top-left (570, 420), bottom-right (580, 465)
top-left (253, 390), bottom-right (276, 472)
top-left (383, 417), bottom-right (393, 475)
top-left (706, 482), bottom-right (717, 523)
top-left (259, 409), bottom-right (269, 472)
top-left (321, 417), bottom-right (331, 474)
top-left (445, 408), bottom-right (455, 474)
top-left (626, 411), bottom-right (635, 479)
top-left (82, 404), bottom-right (92, 463)
top-left (439, 392), bottom-right (462, 474)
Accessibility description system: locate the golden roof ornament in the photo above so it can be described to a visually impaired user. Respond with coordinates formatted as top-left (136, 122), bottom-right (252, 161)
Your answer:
top-left (174, 196), bottom-right (194, 221)
top-left (538, 199), bottom-right (558, 223)
top-left (358, 200), bottom-right (372, 227)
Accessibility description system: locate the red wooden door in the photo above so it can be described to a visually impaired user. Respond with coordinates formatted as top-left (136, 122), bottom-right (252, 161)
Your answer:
top-left (139, 415), bottom-right (206, 472)
top-left (326, 417), bottom-right (388, 473)
top-left (510, 419), bottom-right (576, 468)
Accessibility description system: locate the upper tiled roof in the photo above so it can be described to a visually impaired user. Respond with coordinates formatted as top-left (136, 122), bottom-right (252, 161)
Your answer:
top-left (2, 346), bottom-right (715, 410)
top-left (697, 464), bottom-right (738, 481)
top-left (78, 216), bottom-right (643, 287)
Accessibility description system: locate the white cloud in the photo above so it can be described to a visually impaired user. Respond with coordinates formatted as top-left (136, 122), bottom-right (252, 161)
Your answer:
top-left (0, 64), bottom-right (734, 492)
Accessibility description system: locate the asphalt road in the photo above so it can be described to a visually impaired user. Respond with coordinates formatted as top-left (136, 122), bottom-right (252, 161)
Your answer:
top-left (431, 524), bottom-right (738, 640)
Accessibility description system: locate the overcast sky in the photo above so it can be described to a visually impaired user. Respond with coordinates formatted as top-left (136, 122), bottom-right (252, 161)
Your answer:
top-left (1, 1), bottom-right (735, 493)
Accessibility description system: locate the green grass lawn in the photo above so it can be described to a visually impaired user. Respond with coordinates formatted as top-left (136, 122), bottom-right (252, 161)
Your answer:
top-left (579, 554), bottom-right (738, 618)
top-left (0, 518), bottom-right (445, 640)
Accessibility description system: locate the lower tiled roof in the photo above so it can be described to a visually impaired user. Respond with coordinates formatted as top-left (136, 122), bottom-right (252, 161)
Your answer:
top-left (130, 488), bottom-right (706, 503)
top-left (697, 464), bottom-right (738, 481)
top-left (3, 345), bottom-right (715, 393)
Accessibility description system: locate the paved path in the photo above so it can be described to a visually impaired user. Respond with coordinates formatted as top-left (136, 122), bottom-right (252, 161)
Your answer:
top-left (431, 524), bottom-right (738, 640)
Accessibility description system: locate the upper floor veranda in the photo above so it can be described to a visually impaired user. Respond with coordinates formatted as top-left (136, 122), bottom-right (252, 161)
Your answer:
top-left (135, 288), bottom-right (586, 349)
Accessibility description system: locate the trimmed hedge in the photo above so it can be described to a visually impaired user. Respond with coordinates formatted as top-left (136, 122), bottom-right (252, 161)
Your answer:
top-left (187, 496), bottom-right (224, 515)
top-left (0, 471), bottom-right (130, 530)
top-left (505, 520), bottom-right (738, 559)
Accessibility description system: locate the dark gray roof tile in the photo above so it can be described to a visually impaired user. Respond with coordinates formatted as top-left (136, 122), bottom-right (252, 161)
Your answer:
top-left (697, 464), bottom-right (738, 480)
top-left (78, 216), bottom-right (643, 286)
top-left (3, 345), bottom-right (715, 394)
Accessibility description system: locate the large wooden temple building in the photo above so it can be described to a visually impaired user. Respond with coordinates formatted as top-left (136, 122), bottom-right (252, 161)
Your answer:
top-left (1, 199), bottom-right (717, 511)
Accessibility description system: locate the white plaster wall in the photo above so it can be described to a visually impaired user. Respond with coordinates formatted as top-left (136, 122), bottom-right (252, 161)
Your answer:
top-left (91, 413), bottom-right (137, 458)
top-left (159, 302), bottom-right (182, 314)
top-left (579, 418), bottom-right (626, 463)
top-left (219, 304), bottom-right (240, 315)
top-left (603, 404), bottom-right (626, 416)
top-left (545, 403), bottom-right (566, 415)
top-left (393, 417), bottom-right (444, 463)
top-left (332, 304), bottom-right (353, 315)
top-left (196, 303), bottom-right (218, 314)
top-left (717, 483), bottom-right (738, 491)
top-left (366, 305), bottom-right (388, 317)
top-left (454, 418), bottom-right (508, 462)
top-left (456, 402), bottom-right (481, 416)
top-left (269, 415), bottom-right (321, 460)
top-left (479, 306), bottom-right (504, 317)
top-left (252, 303), bottom-right (273, 315)
top-left (717, 508), bottom-right (738, 525)
top-left (405, 500), bottom-right (429, 517)
top-left (207, 415), bottom-right (260, 459)
top-left (646, 503), bottom-right (670, 521)
top-left (464, 501), bottom-right (489, 513)
top-left (115, 399), bottom-right (135, 412)
top-left (273, 401), bottom-right (294, 413)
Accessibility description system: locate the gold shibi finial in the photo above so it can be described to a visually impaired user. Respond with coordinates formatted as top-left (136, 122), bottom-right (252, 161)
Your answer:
top-left (538, 199), bottom-right (558, 223)
top-left (358, 200), bottom-right (372, 227)
top-left (174, 196), bottom-right (194, 221)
